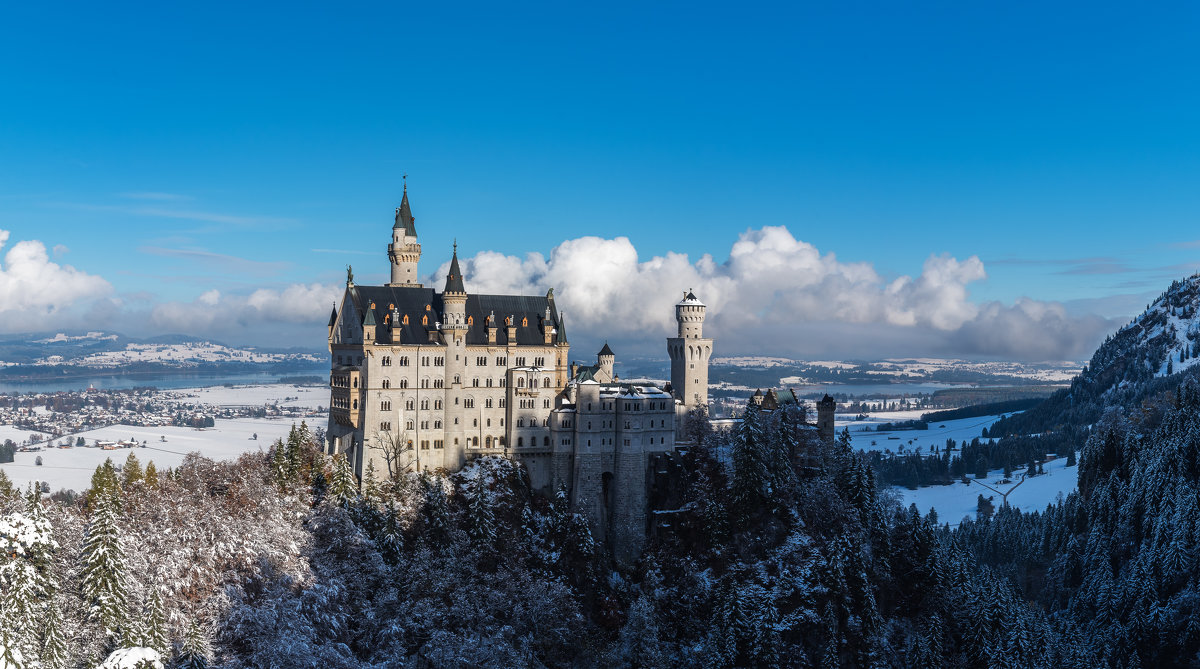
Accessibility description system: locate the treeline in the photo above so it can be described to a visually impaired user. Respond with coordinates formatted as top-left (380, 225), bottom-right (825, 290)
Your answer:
top-left (921, 397), bottom-right (1042, 423)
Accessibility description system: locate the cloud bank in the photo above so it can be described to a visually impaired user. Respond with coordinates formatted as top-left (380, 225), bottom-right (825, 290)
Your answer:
top-left (0, 226), bottom-right (1117, 360)
top-left (0, 230), bottom-right (112, 323)
top-left (434, 226), bottom-right (1115, 361)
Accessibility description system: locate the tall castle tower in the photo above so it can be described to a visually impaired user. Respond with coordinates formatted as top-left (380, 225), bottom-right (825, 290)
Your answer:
top-left (388, 183), bottom-right (422, 286)
top-left (667, 291), bottom-right (713, 410)
top-left (442, 244), bottom-right (469, 470)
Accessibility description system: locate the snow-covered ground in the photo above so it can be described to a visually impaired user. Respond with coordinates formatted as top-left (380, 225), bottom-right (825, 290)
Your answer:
top-left (838, 411), bottom-right (1009, 454)
top-left (161, 384), bottom-right (328, 410)
top-left (899, 456), bottom-right (1078, 527)
top-left (0, 416), bottom-right (313, 493)
top-left (838, 409), bottom-right (1080, 525)
top-left (0, 425), bottom-right (53, 445)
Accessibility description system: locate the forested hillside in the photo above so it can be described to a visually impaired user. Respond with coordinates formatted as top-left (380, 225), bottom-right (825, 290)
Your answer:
top-left (0, 411), bottom-right (1102, 668)
top-left (991, 273), bottom-right (1200, 439)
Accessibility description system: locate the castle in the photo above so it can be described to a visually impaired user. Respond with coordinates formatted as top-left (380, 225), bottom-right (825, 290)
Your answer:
top-left (325, 186), bottom-right (713, 561)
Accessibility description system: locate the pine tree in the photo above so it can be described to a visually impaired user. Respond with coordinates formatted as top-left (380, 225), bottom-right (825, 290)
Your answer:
top-left (142, 460), bottom-right (158, 488)
top-left (141, 589), bottom-right (168, 656)
top-left (40, 599), bottom-right (70, 669)
top-left (328, 453), bottom-right (358, 507)
top-left (122, 453), bottom-right (143, 488)
top-left (81, 493), bottom-right (129, 644)
top-left (174, 618), bottom-right (208, 669)
top-left (362, 460), bottom-right (380, 502)
top-left (88, 458), bottom-right (121, 509)
top-left (731, 399), bottom-right (771, 518)
top-left (466, 472), bottom-right (496, 548)
top-left (270, 439), bottom-right (289, 489)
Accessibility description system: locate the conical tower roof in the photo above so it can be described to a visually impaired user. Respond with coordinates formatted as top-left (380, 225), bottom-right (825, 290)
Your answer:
top-left (599, 342), bottom-right (614, 357)
top-left (393, 183), bottom-right (417, 236)
top-left (444, 243), bottom-right (466, 294)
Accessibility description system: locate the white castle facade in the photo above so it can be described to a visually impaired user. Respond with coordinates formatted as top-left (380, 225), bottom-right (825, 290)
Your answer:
top-left (326, 187), bottom-right (713, 560)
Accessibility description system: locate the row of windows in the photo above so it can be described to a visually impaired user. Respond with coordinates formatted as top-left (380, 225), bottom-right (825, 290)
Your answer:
top-left (515, 418), bottom-right (550, 427)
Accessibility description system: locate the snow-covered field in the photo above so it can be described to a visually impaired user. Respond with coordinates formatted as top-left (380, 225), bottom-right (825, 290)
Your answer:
top-left (0, 416), bottom-right (306, 493)
top-left (838, 411), bottom-right (1009, 454)
top-left (839, 409), bottom-right (1080, 525)
top-left (0, 425), bottom-right (53, 445)
top-left (899, 456), bottom-right (1078, 526)
top-left (161, 384), bottom-right (328, 410)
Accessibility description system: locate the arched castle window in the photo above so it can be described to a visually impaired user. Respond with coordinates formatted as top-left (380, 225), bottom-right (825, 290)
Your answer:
top-left (402, 315), bottom-right (409, 325)
top-left (473, 437), bottom-right (479, 447)
top-left (544, 376), bottom-right (551, 388)
top-left (485, 436), bottom-right (492, 448)
top-left (422, 315), bottom-right (428, 326)
top-left (521, 317), bottom-right (528, 327)
top-left (517, 437), bottom-right (524, 447)
top-left (399, 379), bottom-right (408, 389)
top-left (543, 436), bottom-right (550, 446)
top-left (421, 399), bottom-right (429, 410)
top-left (467, 316), bottom-right (473, 326)
top-left (405, 399), bottom-right (414, 411)
top-left (434, 399), bottom-right (442, 410)
top-left (421, 378), bottom-right (429, 388)
top-left (352, 399), bottom-right (358, 409)
top-left (518, 378), bottom-right (524, 387)
top-left (382, 379), bottom-right (390, 389)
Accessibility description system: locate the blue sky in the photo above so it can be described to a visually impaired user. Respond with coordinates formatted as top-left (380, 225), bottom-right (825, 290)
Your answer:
top-left (1, 2), bottom-right (1198, 359)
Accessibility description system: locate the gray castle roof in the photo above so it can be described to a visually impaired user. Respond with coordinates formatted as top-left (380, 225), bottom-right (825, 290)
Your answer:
top-left (444, 247), bottom-right (466, 294)
top-left (598, 342), bottom-right (614, 357)
top-left (348, 284), bottom-right (564, 347)
top-left (393, 186), bottom-right (416, 236)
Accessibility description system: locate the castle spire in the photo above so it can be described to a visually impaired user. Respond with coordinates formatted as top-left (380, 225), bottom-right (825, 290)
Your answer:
top-left (393, 182), bottom-right (416, 236)
top-left (444, 243), bottom-right (465, 294)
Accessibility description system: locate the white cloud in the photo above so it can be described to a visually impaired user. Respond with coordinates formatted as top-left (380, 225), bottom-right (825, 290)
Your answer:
top-left (0, 230), bottom-right (112, 325)
top-left (434, 226), bottom-right (1111, 361)
top-left (148, 282), bottom-right (342, 340)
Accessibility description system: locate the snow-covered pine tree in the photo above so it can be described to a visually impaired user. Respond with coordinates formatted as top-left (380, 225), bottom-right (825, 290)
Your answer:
top-left (731, 398), bottom-right (771, 518)
top-left (40, 599), bottom-right (70, 669)
top-left (328, 453), bottom-right (358, 507)
top-left (173, 618), bottom-right (208, 669)
top-left (81, 492), bottom-right (129, 645)
top-left (141, 589), bottom-right (167, 657)
top-left (122, 453), bottom-right (143, 488)
top-left (361, 460), bottom-right (380, 502)
top-left (466, 471), bottom-right (496, 548)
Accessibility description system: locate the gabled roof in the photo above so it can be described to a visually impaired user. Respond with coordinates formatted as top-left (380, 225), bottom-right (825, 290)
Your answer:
top-left (393, 185), bottom-right (417, 236)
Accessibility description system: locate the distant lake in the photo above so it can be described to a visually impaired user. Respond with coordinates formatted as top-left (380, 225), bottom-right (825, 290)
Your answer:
top-left (0, 369), bottom-right (327, 394)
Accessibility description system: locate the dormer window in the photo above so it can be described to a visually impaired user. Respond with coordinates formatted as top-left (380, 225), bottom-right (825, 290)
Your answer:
top-left (467, 316), bottom-right (473, 326)
top-left (402, 314), bottom-right (409, 325)
top-left (522, 317), bottom-right (528, 327)
top-left (422, 315), bottom-right (428, 326)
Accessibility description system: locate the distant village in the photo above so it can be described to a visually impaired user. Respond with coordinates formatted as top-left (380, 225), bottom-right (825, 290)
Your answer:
top-left (0, 385), bottom-right (323, 451)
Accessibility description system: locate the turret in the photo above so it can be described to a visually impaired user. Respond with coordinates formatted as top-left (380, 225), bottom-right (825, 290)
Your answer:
top-left (387, 182), bottom-right (423, 287)
top-left (597, 342), bottom-right (615, 382)
top-left (667, 290), bottom-right (714, 411)
top-left (441, 243), bottom-right (468, 470)
top-left (817, 394), bottom-right (836, 442)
